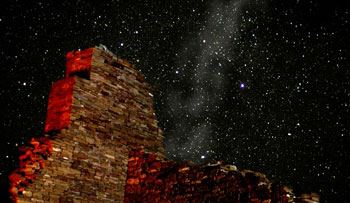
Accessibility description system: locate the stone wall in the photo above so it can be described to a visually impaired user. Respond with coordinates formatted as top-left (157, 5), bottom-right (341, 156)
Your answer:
top-left (124, 149), bottom-right (294, 203)
top-left (9, 46), bottom-right (164, 202)
top-left (8, 46), bottom-right (314, 203)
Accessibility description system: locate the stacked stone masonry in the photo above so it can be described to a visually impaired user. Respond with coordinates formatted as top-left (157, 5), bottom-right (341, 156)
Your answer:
top-left (9, 46), bottom-right (315, 202)
top-left (124, 149), bottom-right (294, 203)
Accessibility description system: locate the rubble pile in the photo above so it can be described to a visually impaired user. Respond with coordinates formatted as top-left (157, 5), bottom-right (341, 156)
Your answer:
top-left (9, 137), bottom-right (52, 202)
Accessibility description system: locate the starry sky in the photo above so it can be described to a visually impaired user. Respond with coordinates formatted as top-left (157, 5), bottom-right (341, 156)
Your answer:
top-left (1, 0), bottom-right (349, 202)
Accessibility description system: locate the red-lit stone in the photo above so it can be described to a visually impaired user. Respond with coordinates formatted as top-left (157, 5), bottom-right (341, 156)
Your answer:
top-left (66, 48), bottom-right (93, 78)
top-left (9, 137), bottom-right (52, 202)
top-left (44, 76), bottom-right (76, 133)
top-left (9, 47), bottom-right (305, 202)
top-left (124, 149), bottom-right (292, 203)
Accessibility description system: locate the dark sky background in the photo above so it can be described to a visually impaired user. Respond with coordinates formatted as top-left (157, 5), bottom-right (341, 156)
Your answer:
top-left (1, 0), bottom-right (349, 202)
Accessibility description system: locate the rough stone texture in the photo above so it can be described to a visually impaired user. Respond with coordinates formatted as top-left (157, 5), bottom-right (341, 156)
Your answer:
top-left (10, 46), bottom-right (164, 202)
top-left (9, 46), bottom-right (314, 203)
top-left (9, 137), bottom-right (52, 202)
top-left (45, 76), bottom-right (76, 133)
top-left (65, 47), bottom-right (93, 79)
top-left (124, 149), bottom-right (294, 203)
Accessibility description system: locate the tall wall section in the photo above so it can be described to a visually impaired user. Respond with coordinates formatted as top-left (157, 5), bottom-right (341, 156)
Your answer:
top-left (8, 46), bottom-right (318, 203)
top-left (9, 46), bottom-right (165, 202)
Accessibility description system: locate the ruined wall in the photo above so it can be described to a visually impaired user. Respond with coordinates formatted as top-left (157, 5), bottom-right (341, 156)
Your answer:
top-left (124, 149), bottom-right (293, 203)
top-left (9, 46), bottom-right (164, 202)
top-left (8, 46), bottom-right (314, 203)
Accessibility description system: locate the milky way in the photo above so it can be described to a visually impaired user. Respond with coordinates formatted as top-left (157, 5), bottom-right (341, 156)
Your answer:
top-left (1, 1), bottom-right (349, 202)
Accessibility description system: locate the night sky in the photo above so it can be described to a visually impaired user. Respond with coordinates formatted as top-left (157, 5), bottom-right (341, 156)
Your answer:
top-left (1, 0), bottom-right (349, 202)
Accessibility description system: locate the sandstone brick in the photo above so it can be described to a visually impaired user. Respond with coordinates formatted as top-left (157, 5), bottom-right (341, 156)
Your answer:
top-left (9, 45), bottom-right (298, 203)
